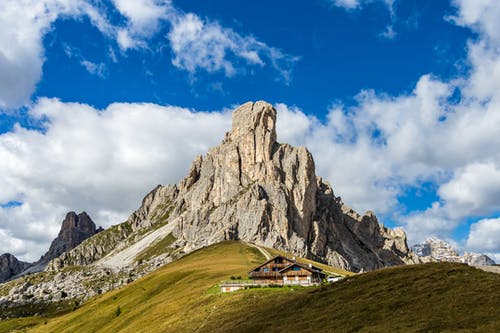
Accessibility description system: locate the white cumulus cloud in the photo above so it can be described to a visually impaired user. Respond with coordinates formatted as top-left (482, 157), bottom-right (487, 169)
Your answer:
top-left (0, 0), bottom-right (114, 109)
top-left (111, 0), bottom-right (173, 50)
top-left (0, 98), bottom-right (231, 261)
top-left (439, 163), bottom-right (500, 219)
top-left (466, 218), bottom-right (500, 261)
top-left (451, 0), bottom-right (500, 45)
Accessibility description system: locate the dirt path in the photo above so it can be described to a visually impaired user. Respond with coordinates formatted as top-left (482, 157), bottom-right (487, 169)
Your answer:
top-left (249, 243), bottom-right (271, 260)
top-left (193, 305), bottom-right (217, 333)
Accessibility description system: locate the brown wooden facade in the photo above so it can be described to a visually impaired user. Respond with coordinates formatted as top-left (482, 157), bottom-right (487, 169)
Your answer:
top-left (280, 263), bottom-right (325, 285)
top-left (249, 255), bottom-right (326, 285)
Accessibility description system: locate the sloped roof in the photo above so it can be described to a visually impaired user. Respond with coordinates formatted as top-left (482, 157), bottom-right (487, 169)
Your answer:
top-left (278, 262), bottom-right (323, 274)
top-left (248, 255), bottom-right (295, 273)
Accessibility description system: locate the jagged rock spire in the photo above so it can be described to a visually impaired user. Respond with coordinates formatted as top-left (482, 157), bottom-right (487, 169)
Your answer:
top-left (39, 211), bottom-right (100, 264)
top-left (229, 101), bottom-right (277, 167)
top-left (0, 253), bottom-right (30, 283)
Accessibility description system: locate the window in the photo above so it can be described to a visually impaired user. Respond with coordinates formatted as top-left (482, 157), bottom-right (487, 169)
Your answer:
top-left (292, 266), bottom-right (301, 271)
top-left (272, 267), bottom-right (279, 271)
top-left (263, 268), bottom-right (269, 272)
top-left (274, 258), bottom-right (282, 264)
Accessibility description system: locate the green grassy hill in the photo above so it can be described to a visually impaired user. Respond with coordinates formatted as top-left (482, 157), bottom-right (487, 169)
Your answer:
top-left (1, 241), bottom-right (499, 333)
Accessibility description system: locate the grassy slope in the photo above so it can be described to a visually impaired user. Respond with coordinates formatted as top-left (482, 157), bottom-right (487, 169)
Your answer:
top-left (1, 241), bottom-right (499, 333)
top-left (202, 262), bottom-right (500, 333)
top-left (2, 242), bottom-right (266, 333)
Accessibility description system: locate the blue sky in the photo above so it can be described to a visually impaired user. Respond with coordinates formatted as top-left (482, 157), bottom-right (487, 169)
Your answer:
top-left (1, 0), bottom-right (499, 262)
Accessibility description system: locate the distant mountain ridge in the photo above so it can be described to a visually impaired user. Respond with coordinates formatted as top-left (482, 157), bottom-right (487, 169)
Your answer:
top-left (411, 237), bottom-right (496, 266)
top-left (0, 211), bottom-right (102, 281)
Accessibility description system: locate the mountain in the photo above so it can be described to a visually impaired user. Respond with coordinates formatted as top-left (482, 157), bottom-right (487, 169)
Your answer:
top-left (1, 242), bottom-right (498, 333)
top-left (52, 101), bottom-right (417, 273)
top-left (412, 237), bottom-right (459, 260)
top-left (17, 211), bottom-right (102, 276)
top-left (0, 101), bottom-right (419, 319)
top-left (412, 237), bottom-right (496, 266)
top-left (0, 212), bottom-right (100, 282)
top-left (461, 252), bottom-right (496, 266)
top-left (39, 211), bottom-right (102, 264)
top-left (0, 254), bottom-right (29, 283)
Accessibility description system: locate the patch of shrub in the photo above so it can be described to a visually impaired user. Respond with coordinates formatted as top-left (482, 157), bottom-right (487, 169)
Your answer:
top-left (268, 284), bottom-right (283, 288)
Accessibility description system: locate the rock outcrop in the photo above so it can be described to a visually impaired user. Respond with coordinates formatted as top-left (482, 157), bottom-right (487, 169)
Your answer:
top-left (38, 212), bottom-right (102, 265)
top-left (0, 254), bottom-right (30, 283)
top-left (411, 237), bottom-right (496, 266)
top-left (462, 252), bottom-right (496, 266)
top-left (123, 101), bottom-right (417, 272)
top-left (412, 237), bottom-right (459, 261)
top-left (47, 222), bottom-right (132, 270)
top-left (0, 265), bottom-right (135, 319)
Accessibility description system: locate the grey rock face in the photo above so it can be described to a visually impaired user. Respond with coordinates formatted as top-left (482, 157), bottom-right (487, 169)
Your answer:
top-left (125, 101), bottom-right (417, 272)
top-left (39, 212), bottom-right (101, 265)
top-left (411, 238), bottom-right (496, 266)
top-left (462, 252), bottom-right (496, 266)
top-left (0, 254), bottom-right (30, 283)
top-left (0, 266), bottom-right (136, 319)
top-left (411, 243), bottom-right (431, 257)
top-left (47, 222), bottom-right (131, 270)
top-left (411, 237), bottom-right (459, 262)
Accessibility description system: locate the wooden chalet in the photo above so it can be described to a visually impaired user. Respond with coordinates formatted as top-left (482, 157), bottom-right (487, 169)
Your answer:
top-left (249, 255), bottom-right (326, 286)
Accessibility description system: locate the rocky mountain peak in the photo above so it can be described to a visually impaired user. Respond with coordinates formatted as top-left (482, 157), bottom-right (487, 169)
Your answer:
top-left (60, 211), bottom-right (95, 235)
top-left (0, 253), bottom-right (30, 283)
top-left (39, 211), bottom-right (101, 264)
top-left (228, 101), bottom-right (277, 165)
top-left (413, 237), bottom-right (459, 259)
top-left (121, 101), bottom-right (418, 272)
top-left (411, 237), bottom-right (496, 266)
